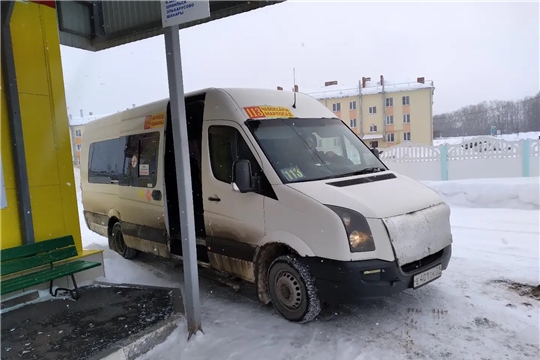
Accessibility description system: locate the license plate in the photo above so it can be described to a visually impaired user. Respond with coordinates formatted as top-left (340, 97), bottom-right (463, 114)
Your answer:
top-left (413, 264), bottom-right (442, 288)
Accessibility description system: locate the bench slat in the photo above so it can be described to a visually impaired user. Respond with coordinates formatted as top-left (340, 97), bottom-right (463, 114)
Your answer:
top-left (1, 246), bottom-right (79, 277)
top-left (0, 236), bottom-right (75, 262)
top-left (0, 260), bottom-right (101, 295)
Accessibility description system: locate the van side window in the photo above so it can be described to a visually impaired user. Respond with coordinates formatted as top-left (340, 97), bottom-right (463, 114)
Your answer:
top-left (120, 132), bottom-right (160, 188)
top-left (208, 126), bottom-right (261, 184)
top-left (88, 138), bottom-right (126, 184)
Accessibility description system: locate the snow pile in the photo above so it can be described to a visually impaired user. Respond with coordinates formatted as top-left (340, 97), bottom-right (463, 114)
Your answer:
top-left (433, 131), bottom-right (540, 146)
top-left (423, 177), bottom-right (540, 210)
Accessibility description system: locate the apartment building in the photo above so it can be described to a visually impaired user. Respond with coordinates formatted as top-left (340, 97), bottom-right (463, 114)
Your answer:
top-left (308, 76), bottom-right (435, 149)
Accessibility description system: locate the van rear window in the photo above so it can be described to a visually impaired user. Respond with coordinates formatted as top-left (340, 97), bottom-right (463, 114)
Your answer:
top-left (88, 132), bottom-right (160, 188)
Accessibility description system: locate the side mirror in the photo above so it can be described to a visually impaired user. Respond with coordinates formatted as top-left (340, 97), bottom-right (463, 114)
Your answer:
top-left (232, 160), bottom-right (254, 193)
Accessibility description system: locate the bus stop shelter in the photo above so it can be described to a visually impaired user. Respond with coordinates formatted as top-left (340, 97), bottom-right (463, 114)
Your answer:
top-left (1, 0), bottom-right (283, 337)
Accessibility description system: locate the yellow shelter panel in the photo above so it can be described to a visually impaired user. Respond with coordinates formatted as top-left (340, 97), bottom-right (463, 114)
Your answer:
top-left (29, 185), bottom-right (67, 241)
top-left (39, 4), bottom-right (82, 251)
top-left (0, 91), bottom-right (15, 190)
top-left (0, 189), bottom-right (21, 249)
top-left (9, 2), bottom-right (49, 97)
top-left (0, 2), bottom-right (82, 251)
top-left (19, 93), bottom-right (60, 187)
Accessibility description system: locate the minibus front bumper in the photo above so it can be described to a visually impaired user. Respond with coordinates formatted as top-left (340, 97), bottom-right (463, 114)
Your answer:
top-left (299, 244), bottom-right (452, 304)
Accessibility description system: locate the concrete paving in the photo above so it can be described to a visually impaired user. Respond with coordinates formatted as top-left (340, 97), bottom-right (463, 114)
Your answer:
top-left (1, 284), bottom-right (183, 360)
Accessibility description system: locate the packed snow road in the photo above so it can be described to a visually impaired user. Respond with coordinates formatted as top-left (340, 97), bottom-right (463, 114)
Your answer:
top-left (76, 169), bottom-right (539, 360)
top-left (82, 207), bottom-right (539, 360)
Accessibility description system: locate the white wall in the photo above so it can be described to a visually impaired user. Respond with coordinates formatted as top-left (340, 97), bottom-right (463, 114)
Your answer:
top-left (381, 137), bottom-right (539, 181)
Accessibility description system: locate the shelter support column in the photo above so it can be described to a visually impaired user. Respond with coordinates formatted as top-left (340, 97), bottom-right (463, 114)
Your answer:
top-left (164, 25), bottom-right (202, 338)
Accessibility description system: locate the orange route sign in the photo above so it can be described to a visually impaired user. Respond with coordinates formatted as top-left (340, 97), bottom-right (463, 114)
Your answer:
top-left (244, 106), bottom-right (294, 119)
top-left (144, 113), bottom-right (166, 130)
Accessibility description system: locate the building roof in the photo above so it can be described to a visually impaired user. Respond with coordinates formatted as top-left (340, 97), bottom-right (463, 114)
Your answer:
top-left (307, 79), bottom-right (434, 101)
top-left (69, 113), bottom-right (113, 126)
top-left (363, 134), bottom-right (384, 140)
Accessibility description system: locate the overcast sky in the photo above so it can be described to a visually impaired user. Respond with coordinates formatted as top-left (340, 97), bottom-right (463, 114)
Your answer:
top-left (61, 0), bottom-right (539, 118)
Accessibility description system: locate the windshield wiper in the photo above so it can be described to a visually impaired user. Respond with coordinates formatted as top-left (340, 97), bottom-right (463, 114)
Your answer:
top-left (348, 167), bottom-right (387, 176)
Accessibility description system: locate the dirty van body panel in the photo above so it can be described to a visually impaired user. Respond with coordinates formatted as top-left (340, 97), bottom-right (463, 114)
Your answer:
top-left (83, 210), bottom-right (169, 257)
top-left (116, 112), bottom-right (167, 244)
top-left (261, 184), bottom-right (351, 261)
top-left (81, 99), bottom-right (171, 257)
top-left (200, 91), bottom-right (267, 277)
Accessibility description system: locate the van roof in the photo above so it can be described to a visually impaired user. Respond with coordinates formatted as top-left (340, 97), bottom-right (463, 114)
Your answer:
top-left (84, 87), bottom-right (335, 132)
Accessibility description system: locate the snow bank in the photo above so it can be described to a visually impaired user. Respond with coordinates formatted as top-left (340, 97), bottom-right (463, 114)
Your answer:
top-left (423, 177), bottom-right (540, 210)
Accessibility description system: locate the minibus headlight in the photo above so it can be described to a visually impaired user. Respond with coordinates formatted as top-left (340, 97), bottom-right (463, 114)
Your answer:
top-left (325, 205), bottom-right (376, 253)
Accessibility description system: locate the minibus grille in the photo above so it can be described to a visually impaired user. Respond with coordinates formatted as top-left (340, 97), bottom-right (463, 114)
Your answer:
top-left (327, 173), bottom-right (396, 187)
top-left (401, 249), bottom-right (444, 274)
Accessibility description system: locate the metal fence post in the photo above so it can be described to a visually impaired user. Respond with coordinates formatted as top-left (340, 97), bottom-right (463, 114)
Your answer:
top-left (522, 139), bottom-right (531, 177)
top-left (440, 144), bottom-right (448, 181)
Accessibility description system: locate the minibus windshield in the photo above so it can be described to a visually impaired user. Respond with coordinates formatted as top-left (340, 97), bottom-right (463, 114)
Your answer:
top-left (245, 118), bottom-right (387, 183)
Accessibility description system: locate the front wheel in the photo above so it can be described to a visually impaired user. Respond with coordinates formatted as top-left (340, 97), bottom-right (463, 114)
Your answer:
top-left (268, 255), bottom-right (321, 323)
top-left (111, 222), bottom-right (138, 259)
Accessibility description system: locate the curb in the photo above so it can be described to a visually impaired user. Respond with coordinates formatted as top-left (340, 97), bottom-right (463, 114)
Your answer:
top-left (90, 314), bottom-right (183, 360)
top-left (86, 281), bottom-right (185, 360)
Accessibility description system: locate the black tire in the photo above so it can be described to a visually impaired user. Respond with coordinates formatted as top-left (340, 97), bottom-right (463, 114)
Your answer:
top-left (268, 255), bottom-right (321, 323)
top-left (111, 222), bottom-right (138, 259)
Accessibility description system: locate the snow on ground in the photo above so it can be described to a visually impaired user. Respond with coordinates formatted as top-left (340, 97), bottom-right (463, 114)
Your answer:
top-left (423, 177), bottom-right (540, 210)
top-left (74, 168), bottom-right (540, 359)
top-left (433, 131), bottom-right (540, 146)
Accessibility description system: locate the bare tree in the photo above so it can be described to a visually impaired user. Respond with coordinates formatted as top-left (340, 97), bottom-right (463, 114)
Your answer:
top-left (434, 93), bottom-right (540, 138)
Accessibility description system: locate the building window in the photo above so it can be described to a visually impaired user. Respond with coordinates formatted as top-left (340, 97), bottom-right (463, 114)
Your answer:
top-left (76, 144), bottom-right (81, 151)
top-left (385, 115), bottom-right (394, 125)
top-left (386, 133), bottom-right (395, 143)
top-left (370, 125), bottom-right (377, 132)
top-left (332, 103), bottom-right (341, 112)
top-left (369, 106), bottom-right (377, 114)
top-left (404, 132), bottom-right (411, 141)
top-left (385, 98), bottom-right (393, 107)
top-left (350, 101), bottom-right (356, 110)
top-left (370, 141), bottom-right (379, 148)
top-left (403, 114), bottom-right (411, 123)
top-left (402, 96), bottom-right (410, 105)
top-left (350, 118), bottom-right (357, 128)
top-left (75, 129), bottom-right (82, 137)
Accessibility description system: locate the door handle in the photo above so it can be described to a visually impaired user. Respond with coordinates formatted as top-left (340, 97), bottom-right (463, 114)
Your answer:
top-left (208, 196), bottom-right (221, 202)
top-left (152, 190), bottom-right (162, 201)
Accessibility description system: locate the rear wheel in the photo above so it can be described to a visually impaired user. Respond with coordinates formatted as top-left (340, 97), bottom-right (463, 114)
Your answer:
top-left (268, 255), bottom-right (321, 323)
top-left (111, 222), bottom-right (138, 259)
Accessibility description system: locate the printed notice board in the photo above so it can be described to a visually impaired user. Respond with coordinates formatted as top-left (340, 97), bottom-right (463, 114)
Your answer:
top-left (0, 155), bottom-right (6, 210)
top-left (161, 0), bottom-right (210, 28)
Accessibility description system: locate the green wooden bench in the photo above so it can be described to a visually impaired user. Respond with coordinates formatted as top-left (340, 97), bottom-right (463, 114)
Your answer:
top-left (0, 236), bottom-right (101, 300)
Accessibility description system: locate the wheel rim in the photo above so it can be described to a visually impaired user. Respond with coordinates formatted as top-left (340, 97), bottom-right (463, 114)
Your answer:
top-left (275, 269), bottom-right (303, 311)
top-left (114, 229), bottom-right (126, 253)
